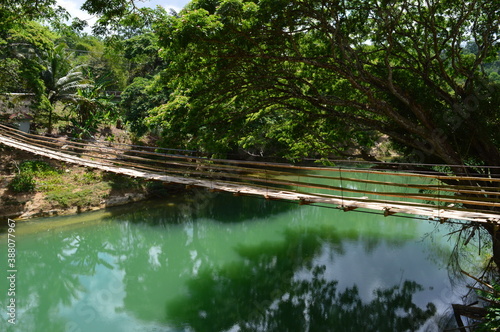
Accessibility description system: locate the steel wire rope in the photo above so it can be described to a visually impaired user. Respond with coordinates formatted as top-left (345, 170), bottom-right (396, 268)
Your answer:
top-left (364, 169), bottom-right (369, 199)
top-left (295, 172), bottom-right (298, 193)
top-left (3, 123), bottom-right (500, 181)
top-left (4, 122), bottom-right (500, 177)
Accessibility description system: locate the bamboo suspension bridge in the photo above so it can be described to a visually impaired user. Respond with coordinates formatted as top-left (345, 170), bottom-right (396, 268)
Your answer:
top-left (2, 123), bottom-right (500, 225)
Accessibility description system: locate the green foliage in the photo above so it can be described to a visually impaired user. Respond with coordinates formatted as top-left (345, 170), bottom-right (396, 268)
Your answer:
top-left (87, 5), bottom-right (167, 37)
top-left (476, 282), bottom-right (500, 331)
top-left (46, 187), bottom-right (99, 208)
top-left (8, 160), bottom-right (59, 193)
top-left (59, 34), bottom-right (128, 91)
top-left (34, 168), bottom-right (144, 208)
top-left (66, 74), bottom-right (117, 138)
top-left (121, 76), bottom-right (170, 137)
top-left (120, 77), bottom-right (152, 136)
top-left (0, 21), bottom-right (55, 95)
top-left (81, 0), bottom-right (128, 16)
top-left (122, 32), bottom-right (166, 80)
top-left (0, 0), bottom-right (66, 30)
top-left (6, 160), bottom-right (119, 207)
top-left (152, 0), bottom-right (500, 165)
top-left (72, 170), bottom-right (103, 185)
top-left (18, 160), bottom-right (59, 176)
top-left (39, 43), bottom-right (93, 133)
top-left (8, 173), bottom-right (36, 193)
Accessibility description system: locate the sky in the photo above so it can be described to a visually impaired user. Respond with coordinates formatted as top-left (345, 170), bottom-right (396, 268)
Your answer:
top-left (57, 0), bottom-right (191, 28)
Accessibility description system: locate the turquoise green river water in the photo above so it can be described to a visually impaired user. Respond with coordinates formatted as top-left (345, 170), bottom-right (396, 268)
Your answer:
top-left (1, 185), bottom-right (470, 331)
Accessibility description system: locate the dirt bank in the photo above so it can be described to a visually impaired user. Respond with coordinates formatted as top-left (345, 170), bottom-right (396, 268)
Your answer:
top-left (0, 145), bottom-right (154, 220)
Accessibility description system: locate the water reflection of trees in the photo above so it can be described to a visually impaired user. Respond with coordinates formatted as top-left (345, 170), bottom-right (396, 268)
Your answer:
top-left (7, 224), bottom-right (120, 331)
top-left (7, 194), bottom-right (442, 331)
top-left (13, 233), bottom-right (88, 330)
top-left (103, 190), bottom-right (298, 226)
top-left (166, 228), bottom-right (436, 331)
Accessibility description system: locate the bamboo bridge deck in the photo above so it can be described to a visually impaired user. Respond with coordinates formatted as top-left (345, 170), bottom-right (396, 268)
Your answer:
top-left (1, 123), bottom-right (500, 225)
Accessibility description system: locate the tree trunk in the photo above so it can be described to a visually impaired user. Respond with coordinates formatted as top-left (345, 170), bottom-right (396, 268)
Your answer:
top-left (47, 108), bottom-right (53, 135)
top-left (485, 224), bottom-right (500, 272)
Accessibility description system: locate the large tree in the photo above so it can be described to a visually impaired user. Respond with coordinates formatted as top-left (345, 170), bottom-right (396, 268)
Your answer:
top-left (151, 0), bottom-right (500, 165)
top-left (0, 0), bottom-right (65, 29)
top-left (149, 0), bottom-right (500, 269)
top-left (0, 21), bottom-right (56, 94)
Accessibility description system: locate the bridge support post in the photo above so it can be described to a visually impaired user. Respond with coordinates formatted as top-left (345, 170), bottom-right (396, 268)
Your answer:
top-left (383, 208), bottom-right (396, 217)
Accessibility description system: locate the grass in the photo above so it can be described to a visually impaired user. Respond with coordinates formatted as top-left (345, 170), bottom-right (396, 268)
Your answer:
top-left (8, 160), bottom-right (59, 193)
top-left (45, 182), bottom-right (111, 208)
top-left (9, 160), bottom-right (147, 208)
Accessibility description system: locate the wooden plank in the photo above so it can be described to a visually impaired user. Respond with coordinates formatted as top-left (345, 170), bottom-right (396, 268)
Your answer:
top-left (4, 123), bottom-right (500, 183)
top-left (4, 124), bottom-right (500, 191)
top-left (2, 131), bottom-right (500, 224)
top-left (76, 153), bottom-right (500, 209)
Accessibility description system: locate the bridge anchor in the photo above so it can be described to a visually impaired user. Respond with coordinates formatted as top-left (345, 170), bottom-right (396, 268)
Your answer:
top-left (342, 205), bottom-right (357, 212)
top-left (264, 195), bottom-right (279, 201)
top-left (298, 198), bottom-right (310, 205)
top-left (383, 207), bottom-right (396, 217)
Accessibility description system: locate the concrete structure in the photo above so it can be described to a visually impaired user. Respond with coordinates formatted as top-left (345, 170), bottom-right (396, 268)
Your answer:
top-left (0, 93), bottom-right (35, 133)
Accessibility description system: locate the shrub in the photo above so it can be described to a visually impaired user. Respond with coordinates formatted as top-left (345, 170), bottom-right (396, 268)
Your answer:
top-left (476, 281), bottom-right (500, 331)
top-left (18, 160), bottom-right (59, 176)
top-left (9, 174), bottom-right (36, 193)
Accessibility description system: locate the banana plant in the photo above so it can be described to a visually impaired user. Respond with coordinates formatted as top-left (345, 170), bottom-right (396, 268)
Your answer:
top-left (65, 75), bottom-right (116, 139)
top-left (40, 43), bottom-right (92, 134)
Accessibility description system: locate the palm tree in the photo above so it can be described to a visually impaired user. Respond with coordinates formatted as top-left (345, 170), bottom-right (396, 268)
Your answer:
top-left (40, 43), bottom-right (91, 134)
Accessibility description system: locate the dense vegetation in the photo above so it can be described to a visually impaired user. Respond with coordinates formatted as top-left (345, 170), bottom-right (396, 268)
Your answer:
top-left (2, 0), bottom-right (499, 164)
top-left (0, 0), bottom-right (168, 139)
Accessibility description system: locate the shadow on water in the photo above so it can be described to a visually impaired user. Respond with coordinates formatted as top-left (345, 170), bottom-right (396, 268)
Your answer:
top-left (165, 227), bottom-right (436, 332)
top-left (1, 188), bottom-right (455, 331)
top-left (199, 192), bottom-right (299, 223)
top-left (0, 218), bottom-right (8, 233)
top-left (102, 189), bottom-right (298, 226)
top-left (1, 225), bottom-right (116, 332)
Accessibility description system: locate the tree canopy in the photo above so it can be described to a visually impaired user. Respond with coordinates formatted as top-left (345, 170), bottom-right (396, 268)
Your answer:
top-left (0, 0), bottom-right (65, 29)
top-left (150, 0), bottom-right (500, 165)
top-left (2, 0), bottom-right (499, 167)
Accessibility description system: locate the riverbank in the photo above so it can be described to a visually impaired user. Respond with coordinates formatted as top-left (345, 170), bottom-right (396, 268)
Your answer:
top-left (0, 144), bottom-right (163, 220)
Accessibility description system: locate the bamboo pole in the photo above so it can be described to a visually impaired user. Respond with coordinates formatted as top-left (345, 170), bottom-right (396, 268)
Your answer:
top-left (3, 123), bottom-right (500, 182)
top-left (0, 125), bottom-right (500, 221)
top-left (5, 126), bottom-right (500, 200)
top-left (2, 127), bottom-right (500, 208)
top-left (3, 132), bottom-right (500, 224)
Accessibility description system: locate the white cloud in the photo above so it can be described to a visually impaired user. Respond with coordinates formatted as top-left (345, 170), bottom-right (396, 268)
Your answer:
top-left (56, 0), bottom-right (190, 29)
top-left (148, 0), bottom-right (189, 13)
top-left (57, 0), bottom-right (97, 27)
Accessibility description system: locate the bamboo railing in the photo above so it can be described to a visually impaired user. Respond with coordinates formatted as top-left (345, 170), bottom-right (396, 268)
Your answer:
top-left (1, 123), bottom-right (500, 224)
